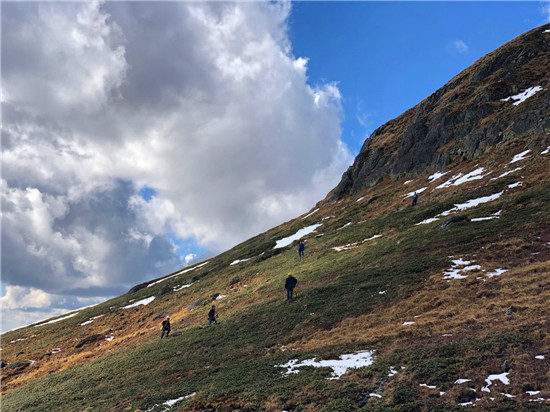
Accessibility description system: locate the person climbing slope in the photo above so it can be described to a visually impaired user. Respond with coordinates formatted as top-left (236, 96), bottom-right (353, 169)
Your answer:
top-left (208, 305), bottom-right (218, 326)
top-left (285, 273), bottom-right (298, 301)
top-left (297, 240), bottom-right (305, 258)
top-left (160, 316), bottom-right (171, 339)
top-left (411, 192), bottom-right (418, 206)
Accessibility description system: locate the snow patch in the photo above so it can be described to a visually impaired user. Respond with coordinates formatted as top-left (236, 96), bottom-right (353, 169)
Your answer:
top-left (337, 222), bottom-right (352, 230)
top-left (455, 379), bottom-right (472, 384)
top-left (404, 180), bottom-right (413, 185)
top-left (484, 268), bottom-right (507, 278)
top-left (80, 315), bottom-right (104, 326)
top-left (146, 393), bottom-right (196, 412)
top-left (173, 282), bottom-right (194, 292)
top-left (302, 208), bottom-right (319, 219)
top-left (34, 312), bottom-right (79, 327)
top-left (481, 372), bottom-right (509, 393)
top-left (507, 182), bottom-right (523, 189)
top-left (510, 149), bottom-right (531, 164)
top-left (277, 350), bottom-right (375, 380)
top-left (535, 355), bottom-right (545, 360)
top-left (388, 366), bottom-right (398, 376)
top-left (403, 187), bottom-right (427, 198)
top-left (428, 171), bottom-right (448, 182)
top-left (420, 384), bottom-right (437, 389)
top-left (332, 242), bottom-right (359, 252)
top-left (439, 192), bottom-right (503, 217)
top-left (274, 224), bottom-right (322, 248)
top-left (356, 196), bottom-right (366, 202)
top-left (122, 296), bottom-right (155, 309)
top-left (492, 167), bottom-right (523, 180)
top-left (541, 145), bottom-right (550, 155)
top-left (215, 294), bottom-right (226, 300)
top-left (51, 348), bottom-right (62, 354)
top-left (147, 261), bottom-right (210, 287)
top-left (501, 86), bottom-right (543, 106)
top-left (436, 168), bottom-right (487, 189)
top-left (230, 257), bottom-right (254, 266)
top-left (416, 217), bottom-right (440, 226)
top-left (443, 258), bottom-right (482, 281)
top-left (402, 321), bottom-right (415, 326)
top-left (527, 391), bottom-right (541, 396)
top-left (363, 234), bottom-right (382, 242)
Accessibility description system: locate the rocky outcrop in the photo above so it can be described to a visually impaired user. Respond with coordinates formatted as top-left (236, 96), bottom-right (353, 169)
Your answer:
top-left (330, 24), bottom-right (550, 200)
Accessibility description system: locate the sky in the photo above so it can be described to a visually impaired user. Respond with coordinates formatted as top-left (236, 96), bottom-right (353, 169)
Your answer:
top-left (1, 1), bottom-right (548, 332)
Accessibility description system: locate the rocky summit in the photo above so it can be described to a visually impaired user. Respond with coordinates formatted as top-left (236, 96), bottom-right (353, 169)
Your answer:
top-left (2, 24), bottom-right (550, 412)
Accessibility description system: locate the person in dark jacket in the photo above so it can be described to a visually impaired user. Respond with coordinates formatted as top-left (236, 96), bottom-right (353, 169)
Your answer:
top-left (297, 241), bottom-right (305, 258)
top-left (160, 316), bottom-right (171, 339)
top-left (208, 305), bottom-right (218, 326)
top-left (285, 273), bottom-right (298, 301)
top-left (411, 192), bottom-right (418, 206)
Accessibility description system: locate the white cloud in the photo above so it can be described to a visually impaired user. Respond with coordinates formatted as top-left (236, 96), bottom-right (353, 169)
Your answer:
top-left (2, 2), bottom-right (350, 330)
top-left (450, 40), bottom-right (469, 54)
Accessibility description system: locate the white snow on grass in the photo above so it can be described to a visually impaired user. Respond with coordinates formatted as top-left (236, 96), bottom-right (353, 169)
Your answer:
top-left (9, 336), bottom-right (34, 344)
top-left (51, 348), bottom-right (62, 354)
top-left (481, 372), bottom-right (509, 392)
top-left (80, 315), bottom-right (104, 326)
top-left (34, 312), bottom-right (79, 327)
top-left (105, 335), bottom-right (114, 342)
top-left (369, 393), bottom-right (382, 398)
top-left (527, 391), bottom-right (541, 396)
top-left (471, 210), bottom-right (502, 222)
top-left (404, 180), bottom-right (413, 185)
top-left (436, 168), bottom-right (488, 189)
top-left (403, 187), bottom-right (427, 198)
top-left (173, 282), bottom-right (195, 292)
top-left (507, 182), bottom-right (522, 189)
top-left (147, 261), bottom-right (210, 287)
top-left (274, 224), bottom-right (322, 249)
top-left (416, 217), bottom-right (440, 226)
top-left (402, 321), bottom-right (415, 326)
top-left (215, 294), bottom-right (226, 300)
top-left (440, 192), bottom-right (503, 217)
top-left (443, 258), bottom-right (482, 281)
top-left (230, 257), bottom-right (254, 266)
top-left (420, 384), bottom-right (437, 389)
top-left (428, 171), bottom-right (448, 182)
top-left (302, 208), bottom-right (319, 219)
top-left (332, 242), bottom-right (359, 252)
top-left (541, 145), bottom-right (550, 155)
top-left (147, 393), bottom-right (197, 412)
top-left (501, 86), bottom-right (543, 106)
top-left (535, 355), bottom-right (545, 360)
top-left (455, 379), bottom-right (472, 384)
top-left (378, 290), bottom-right (387, 295)
top-left (388, 366), bottom-right (399, 376)
top-left (484, 268), bottom-right (507, 278)
top-left (492, 167), bottom-right (523, 180)
top-left (337, 222), bottom-right (352, 230)
top-left (510, 149), bottom-right (531, 163)
top-left (356, 196), bottom-right (366, 202)
top-left (122, 296), bottom-right (155, 309)
top-left (545, 29), bottom-right (550, 33)
top-left (364, 234), bottom-right (382, 242)
top-left (278, 350), bottom-right (375, 380)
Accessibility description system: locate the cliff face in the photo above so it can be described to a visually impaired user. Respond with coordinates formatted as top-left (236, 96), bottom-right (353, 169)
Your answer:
top-left (330, 24), bottom-right (550, 200)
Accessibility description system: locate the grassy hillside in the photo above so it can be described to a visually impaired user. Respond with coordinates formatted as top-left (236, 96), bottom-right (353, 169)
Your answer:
top-left (3, 134), bottom-right (550, 411)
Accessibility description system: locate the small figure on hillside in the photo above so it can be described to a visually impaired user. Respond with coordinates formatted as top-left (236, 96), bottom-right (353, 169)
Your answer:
top-left (297, 240), bottom-right (305, 258)
top-left (411, 192), bottom-right (418, 206)
top-left (208, 305), bottom-right (218, 326)
top-left (285, 273), bottom-right (298, 301)
top-left (160, 316), bottom-right (171, 339)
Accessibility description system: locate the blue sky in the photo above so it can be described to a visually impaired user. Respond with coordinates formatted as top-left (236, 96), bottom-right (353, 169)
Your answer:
top-left (289, 1), bottom-right (548, 155)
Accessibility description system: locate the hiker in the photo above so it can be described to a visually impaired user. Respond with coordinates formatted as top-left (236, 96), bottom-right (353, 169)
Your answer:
top-left (160, 316), bottom-right (171, 339)
top-left (297, 240), bottom-right (305, 258)
top-left (411, 192), bottom-right (418, 206)
top-left (208, 305), bottom-right (218, 326)
top-left (285, 273), bottom-right (298, 301)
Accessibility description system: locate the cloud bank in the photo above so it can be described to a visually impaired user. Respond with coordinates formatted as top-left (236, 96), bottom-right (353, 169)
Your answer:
top-left (1, 1), bottom-right (351, 331)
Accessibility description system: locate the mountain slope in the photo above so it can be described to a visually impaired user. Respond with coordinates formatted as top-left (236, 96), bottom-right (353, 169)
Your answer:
top-left (2, 24), bottom-right (550, 412)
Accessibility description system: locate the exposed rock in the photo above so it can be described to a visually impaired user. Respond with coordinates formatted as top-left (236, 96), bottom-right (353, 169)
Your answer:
top-left (329, 25), bottom-right (550, 200)
top-left (188, 298), bottom-right (204, 311)
top-left (1, 361), bottom-right (7, 368)
top-left (260, 251), bottom-right (273, 261)
top-left (153, 312), bottom-right (167, 320)
top-left (438, 215), bottom-right (469, 230)
top-left (456, 388), bottom-right (476, 404)
top-left (229, 277), bottom-right (240, 285)
top-left (505, 307), bottom-right (518, 315)
top-left (7, 361), bottom-right (31, 371)
top-left (75, 334), bottom-right (105, 349)
top-left (127, 282), bottom-right (149, 294)
top-left (501, 359), bottom-right (511, 372)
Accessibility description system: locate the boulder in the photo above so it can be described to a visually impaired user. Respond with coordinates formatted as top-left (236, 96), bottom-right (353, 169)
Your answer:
top-left (127, 282), bottom-right (149, 294)
top-left (438, 215), bottom-right (469, 230)
top-left (188, 298), bottom-right (204, 311)
top-left (7, 361), bottom-right (31, 371)
top-left (75, 334), bottom-right (104, 349)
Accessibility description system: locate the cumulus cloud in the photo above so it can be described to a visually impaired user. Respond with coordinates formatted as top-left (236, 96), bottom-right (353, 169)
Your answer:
top-left (1, 1), bottom-right (351, 331)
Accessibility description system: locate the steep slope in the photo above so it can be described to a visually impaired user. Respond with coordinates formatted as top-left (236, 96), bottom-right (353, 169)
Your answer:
top-left (330, 24), bottom-right (550, 199)
top-left (2, 24), bottom-right (550, 412)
